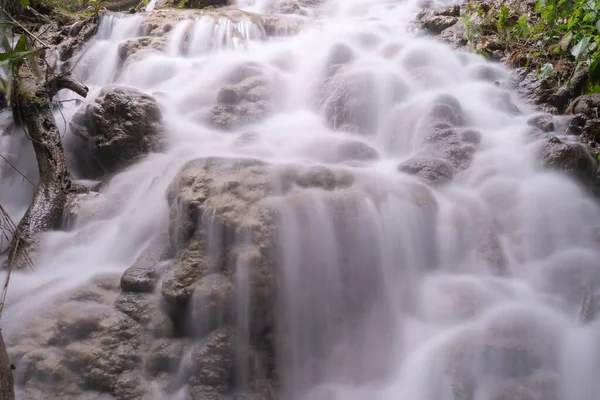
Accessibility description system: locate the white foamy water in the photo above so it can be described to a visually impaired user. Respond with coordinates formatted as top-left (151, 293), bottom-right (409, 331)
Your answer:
top-left (1, 0), bottom-right (600, 398)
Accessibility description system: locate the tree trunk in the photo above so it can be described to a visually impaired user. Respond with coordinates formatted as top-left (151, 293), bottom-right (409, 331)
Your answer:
top-left (8, 70), bottom-right (88, 268)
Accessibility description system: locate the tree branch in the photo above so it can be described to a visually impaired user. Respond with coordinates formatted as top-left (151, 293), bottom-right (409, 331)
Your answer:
top-left (47, 71), bottom-right (89, 98)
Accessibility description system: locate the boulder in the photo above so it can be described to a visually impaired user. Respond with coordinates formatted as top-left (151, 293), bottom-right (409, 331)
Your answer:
top-left (209, 71), bottom-right (281, 130)
top-left (398, 156), bottom-right (454, 185)
top-left (117, 36), bottom-right (166, 66)
top-left (319, 67), bottom-right (407, 134)
top-left (540, 136), bottom-right (599, 188)
top-left (566, 93), bottom-right (600, 120)
top-left (189, 274), bottom-right (235, 334)
top-left (68, 85), bottom-right (164, 178)
top-left (421, 15), bottom-right (458, 33)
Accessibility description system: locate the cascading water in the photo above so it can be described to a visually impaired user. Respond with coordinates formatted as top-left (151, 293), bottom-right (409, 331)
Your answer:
top-left (1, 0), bottom-right (600, 399)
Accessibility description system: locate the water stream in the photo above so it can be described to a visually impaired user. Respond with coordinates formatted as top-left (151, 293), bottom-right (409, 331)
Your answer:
top-left (2, 0), bottom-right (600, 398)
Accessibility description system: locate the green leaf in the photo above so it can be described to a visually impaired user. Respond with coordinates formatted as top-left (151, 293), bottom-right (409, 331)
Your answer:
top-left (571, 36), bottom-right (591, 59)
top-left (21, 0), bottom-right (29, 7)
top-left (497, 6), bottom-right (510, 30)
top-left (0, 49), bottom-right (42, 63)
top-left (590, 53), bottom-right (600, 84)
top-left (13, 34), bottom-right (28, 53)
top-left (539, 63), bottom-right (555, 79)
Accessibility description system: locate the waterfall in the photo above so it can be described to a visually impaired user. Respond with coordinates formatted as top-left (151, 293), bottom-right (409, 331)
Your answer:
top-left (1, 0), bottom-right (600, 399)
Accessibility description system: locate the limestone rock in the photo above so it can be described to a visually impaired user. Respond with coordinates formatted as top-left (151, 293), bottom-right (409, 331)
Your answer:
top-left (398, 156), bottom-right (455, 185)
top-left (68, 85), bottom-right (164, 178)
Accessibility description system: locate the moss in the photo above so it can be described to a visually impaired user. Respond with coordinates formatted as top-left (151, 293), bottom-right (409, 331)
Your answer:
top-left (15, 74), bottom-right (44, 106)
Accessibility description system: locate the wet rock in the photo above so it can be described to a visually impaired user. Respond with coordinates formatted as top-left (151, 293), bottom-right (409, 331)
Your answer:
top-left (421, 15), bottom-right (458, 33)
top-left (188, 327), bottom-right (234, 391)
top-left (336, 140), bottom-right (379, 162)
top-left (540, 136), bottom-right (599, 188)
top-left (527, 115), bottom-right (555, 133)
top-left (326, 43), bottom-right (356, 75)
top-left (210, 75), bottom-right (278, 130)
top-left (189, 274), bottom-right (235, 334)
top-left (144, 339), bottom-right (186, 375)
top-left (319, 67), bottom-right (406, 134)
top-left (118, 36), bottom-right (165, 65)
top-left (59, 21), bottom-right (98, 63)
top-left (139, 9), bottom-right (186, 36)
top-left (581, 119), bottom-right (600, 144)
top-left (398, 156), bottom-right (454, 185)
top-left (162, 157), bottom-right (276, 324)
top-left (179, 0), bottom-right (230, 8)
top-left (540, 249), bottom-right (600, 307)
top-left (423, 127), bottom-right (479, 171)
top-left (490, 371), bottom-right (562, 400)
top-left (427, 94), bottom-right (464, 127)
top-left (439, 20), bottom-right (468, 48)
top-left (443, 308), bottom-right (564, 400)
top-left (121, 265), bottom-right (157, 293)
top-left (565, 93), bottom-right (600, 120)
top-left (512, 67), bottom-right (589, 113)
top-left (50, 302), bottom-right (113, 346)
top-left (417, 4), bottom-right (460, 18)
top-left (417, 5), bottom-right (460, 34)
top-left (11, 298), bottom-right (144, 399)
top-left (69, 85), bottom-right (164, 178)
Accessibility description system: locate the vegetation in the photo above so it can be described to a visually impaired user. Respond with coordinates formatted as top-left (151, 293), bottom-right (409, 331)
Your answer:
top-left (463, 0), bottom-right (600, 93)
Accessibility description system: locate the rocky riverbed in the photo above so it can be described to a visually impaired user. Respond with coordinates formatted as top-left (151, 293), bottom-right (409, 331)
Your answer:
top-left (2, 0), bottom-right (600, 399)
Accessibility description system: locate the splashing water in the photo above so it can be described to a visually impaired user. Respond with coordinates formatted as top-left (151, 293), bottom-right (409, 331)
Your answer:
top-left (2, 0), bottom-right (600, 399)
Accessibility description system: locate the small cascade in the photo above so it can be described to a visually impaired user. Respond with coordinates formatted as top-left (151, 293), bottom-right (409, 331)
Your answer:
top-left (2, 0), bottom-right (600, 399)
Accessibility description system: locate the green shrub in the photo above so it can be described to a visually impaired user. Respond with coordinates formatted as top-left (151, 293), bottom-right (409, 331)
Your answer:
top-left (465, 0), bottom-right (600, 93)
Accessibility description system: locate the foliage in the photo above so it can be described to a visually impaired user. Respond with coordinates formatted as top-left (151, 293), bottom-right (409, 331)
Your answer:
top-left (0, 13), bottom-right (43, 106)
top-left (87, 0), bottom-right (110, 17)
top-left (464, 0), bottom-right (600, 93)
top-left (34, 0), bottom-right (88, 13)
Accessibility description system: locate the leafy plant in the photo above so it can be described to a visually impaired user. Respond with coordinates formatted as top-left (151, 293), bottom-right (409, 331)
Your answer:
top-left (87, 0), bottom-right (110, 17)
top-left (0, 14), bottom-right (43, 106)
top-left (464, 0), bottom-right (600, 93)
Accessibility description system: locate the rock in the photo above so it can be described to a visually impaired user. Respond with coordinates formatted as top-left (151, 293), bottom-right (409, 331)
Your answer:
top-left (0, 331), bottom-right (14, 400)
top-left (144, 339), bottom-right (186, 375)
top-left (417, 5), bottom-right (460, 34)
top-left (424, 127), bottom-right (479, 171)
top-left (162, 157), bottom-right (277, 334)
top-left (581, 119), bottom-right (600, 144)
top-left (416, 4), bottom-right (460, 18)
top-left (512, 67), bottom-right (589, 113)
top-left (540, 136), bottom-right (599, 188)
top-left (439, 20), bottom-right (467, 47)
top-left (336, 140), bottom-right (379, 162)
top-left (326, 43), bottom-right (356, 70)
top-left (566, 93), bottom-right (600, 120)
top-left (188, 327), bottom-right (234, 392)
top-left (69, 85), bottom-right (164, 178)
top-left (117, 36), bottom-right (165, 65)
top-left (179, 0), bottom-right (230, 8)
top-left (441, 307), bottom-right (564, 400)
top-left (120, 240), bottom-right (167, 294)
top-left (209, 74), bottom-right (280, 130)
top-left (421, 15), bottom-right (458, 33)
top-left (319, 67), bottom-right (406, 134)
top-left (540, 249), bottom-right (600, 307)
top-left (527, 115), bottom-right (555, 133)
top-left (120, 266), bottom-right (157, 293)
top-left (398, 156), bottom-right (455, 185)
top-left (189, 274), bottom-right (235, 334)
